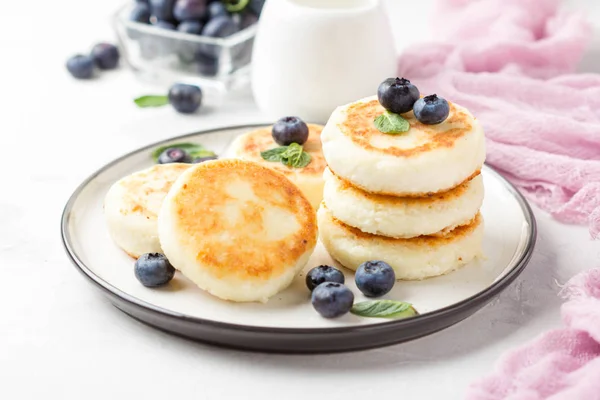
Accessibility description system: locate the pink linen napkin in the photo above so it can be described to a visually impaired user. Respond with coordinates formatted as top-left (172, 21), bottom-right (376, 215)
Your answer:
top-left (395, 0), bottom-right (600, 398)
top-left (466, 269), bottom-right (600, 400)
top-left (397, 0), bottom-right (600, 238)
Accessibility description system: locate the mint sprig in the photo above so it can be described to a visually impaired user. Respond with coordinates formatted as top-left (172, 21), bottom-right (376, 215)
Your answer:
top-left (151, 142), bottom-right (215, 162)
top-left (351, 300), bottom-right (419, 319)
top-left (260, 143), bottom-right (311, 168)
top-left (374, 111), bottom-right (410, 134)
top-left (134, 95), bottom-right (169, 108)
top-left (223, 0), bottom-right (250, 12)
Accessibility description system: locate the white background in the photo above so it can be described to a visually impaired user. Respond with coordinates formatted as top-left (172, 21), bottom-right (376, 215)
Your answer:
top-left (1, 1), bottom-right (599, 399)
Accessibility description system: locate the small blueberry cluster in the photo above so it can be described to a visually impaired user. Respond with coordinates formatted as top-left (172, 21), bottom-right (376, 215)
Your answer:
top-left (306, 261), bottom-right (396, 318)
top-left (66, 43), bottom-right (120, 79)
top-left (378, 77), bottom-right (450, 125)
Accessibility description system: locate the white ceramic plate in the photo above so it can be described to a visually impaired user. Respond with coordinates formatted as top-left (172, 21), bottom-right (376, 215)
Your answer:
top-left (61, 124), bottom-right (536, 353)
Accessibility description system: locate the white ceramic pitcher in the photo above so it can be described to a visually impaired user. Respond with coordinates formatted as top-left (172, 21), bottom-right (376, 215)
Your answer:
top-left (251, 0), bottom-right (397, 123)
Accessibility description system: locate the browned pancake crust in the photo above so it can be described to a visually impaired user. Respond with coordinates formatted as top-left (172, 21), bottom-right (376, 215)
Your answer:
top-left (170, 159), bottom-right (317, 281)
top-left (235, 124), bottom-right (326, 176)
top-left (331, 169), bottom-right (481, 205)
top-left (118, 163), bottom-right (191, 219)
top-left (339, 98), bottom-right (475, 157)
top-left (325, 204), bottom-right (482, 247)
top-left (124, 249), bottom-right (141, 260)
top-left (329, 166), bottom-right (481, 198)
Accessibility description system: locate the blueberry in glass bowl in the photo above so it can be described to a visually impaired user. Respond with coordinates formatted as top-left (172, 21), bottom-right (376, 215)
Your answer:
top-left (114, 0), bottom-right (259, 86)
top-left (150, 0), bottom-right (177, 22)
top-left (178, 20), bottom-right (204, 35)
top-left (130, 3), bottom-right (152, 23)
top-left (197, 15), bottom-right (239, 58)
top-left (195, 52), bottom-right (220, 76)
top-left (207, 1), bottom-right (228, 19)
top-left (173, 0), bottom-right (207, 22)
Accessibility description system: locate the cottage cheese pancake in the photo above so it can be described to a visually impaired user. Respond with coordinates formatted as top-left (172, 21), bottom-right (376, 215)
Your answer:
top-left (158, 159), bottom-right (318, 303)
top-left (229, 124), bottom-right (326, 209)
top-left (317, 204), bottom-right (484, 280)
top-left (104, 163), bottom-right (191, 258)
top-left (321, 95), bottom-right (486, 196)
top-left (323, 168), bottom-right (484, 238)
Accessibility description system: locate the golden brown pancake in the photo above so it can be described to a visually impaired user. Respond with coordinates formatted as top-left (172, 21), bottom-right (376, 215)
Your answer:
top-left (233, 124), bottom-right (326, 176)
top-left (229, 124), bottom-right (326, 209)
top-left (321, 95), bottom-right (486, 195)
top-left (103, 163), bottom-right (192, 258)
top-left (339, 98), bottom-right (475, 158)
top-left (317, 204), bottom-right (484, 280)
top-left (158, 159), bottom-right (318, 302)
top-left (322, 168), bottom-right (484, 238)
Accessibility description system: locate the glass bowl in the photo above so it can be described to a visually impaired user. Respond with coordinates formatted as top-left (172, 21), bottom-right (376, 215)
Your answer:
top-left (113, 4), bottom-right (257, 93)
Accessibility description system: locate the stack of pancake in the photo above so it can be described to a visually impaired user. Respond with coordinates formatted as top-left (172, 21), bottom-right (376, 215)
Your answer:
top-left (318, 95), bottom-right (487, 280)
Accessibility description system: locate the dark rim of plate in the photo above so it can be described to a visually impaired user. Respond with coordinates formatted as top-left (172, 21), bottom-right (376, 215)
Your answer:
top-left (60, 124), bottom-right (537, 336)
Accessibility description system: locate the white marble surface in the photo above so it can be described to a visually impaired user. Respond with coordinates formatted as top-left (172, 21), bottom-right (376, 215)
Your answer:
top-left (1, 1), bottom-right (599, 399)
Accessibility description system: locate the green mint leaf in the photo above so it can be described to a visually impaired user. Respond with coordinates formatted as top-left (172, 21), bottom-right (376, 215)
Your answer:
top-left (134, 95), bottom-right (170, 108)
top-left (151, 142), bottom-right (214, 162)
top-left (260, 147), bottom-right (288, 162)
top-left (373, 111), bottom-right (410, 134)
top-left (280, 143), bottom-right (302, 166)
top-left (224, 0), bottom-right (250, 13)
top-left (350, 300), bottom-right (419, 319)
top-left (260, 143), bottom-right (311, 168)
top-left (295, 152), bottom-right (312, 168)
top-left (189, 148), bottom-right (217, 159)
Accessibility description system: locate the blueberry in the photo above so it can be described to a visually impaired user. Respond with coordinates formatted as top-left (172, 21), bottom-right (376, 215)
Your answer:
top-left (195, 52), bottom-right (219, 76)
top-left (90, 43), bottom-right (120, 70)
top-left (153, 20), bottom-right (177, 29)
top-left (355, 261), bottom-right (396, 298)
top-left (305, 265), bottom-right (345, 292)
top-left (150, 0), bottom-right (177, 21)
top-left (158, 147), bottom-right (192, 164)
top-left (413, 94), bottom-right (450, 125)
top-left (66, 55), bottom-right (95, 79)
top-left (130, 3), bottom-right (152, 23)
top-left (271, 116), bottom-right (309, 146)
top-left (233, 11), bottom-right (258, 30)
top-left (192, 155), bottom-right (218, 163)
top-left (311, 282), bottom-right (354, 318)
top-left (178, 20), bottom-right (204, 34)
top-left (134, 253), bottom-right (176, 287)
top-left (377, 77), bottom-right (420, 114)
top-left (174, 0), bottom-right (207, 22)
top-left (207, 1), bottom-right (228, 19)
top-left (199, 15), bottom-right (238, 57)
top-left (168, 83), bottom-right (203, 114)
top-left (249, 0), bottom-right (265, 16)
top-left (202, 15), bottom-right (238, 37)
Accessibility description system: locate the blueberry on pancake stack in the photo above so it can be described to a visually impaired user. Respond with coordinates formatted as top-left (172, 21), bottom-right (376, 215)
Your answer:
top-left (318, 78), bottom-right (486, 280)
